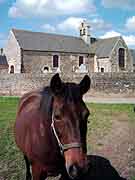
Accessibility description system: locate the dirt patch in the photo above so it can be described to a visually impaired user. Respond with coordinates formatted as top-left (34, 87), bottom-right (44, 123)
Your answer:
top-left (89, 117), bottom-right (135, 180)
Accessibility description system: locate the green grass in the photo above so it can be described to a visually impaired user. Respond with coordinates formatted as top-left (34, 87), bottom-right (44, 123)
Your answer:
top-left (86, 103), bottom-right (135, 152)
top-left (87, 103), bottom-right (135, 134)
top-left (0, 97), bottom-right (25, 180)
top-left (0, 97), bottom-right (135, 179)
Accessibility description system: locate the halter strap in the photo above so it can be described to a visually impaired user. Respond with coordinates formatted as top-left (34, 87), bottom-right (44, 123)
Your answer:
top-left (51, 112), bottom-right (81, 154)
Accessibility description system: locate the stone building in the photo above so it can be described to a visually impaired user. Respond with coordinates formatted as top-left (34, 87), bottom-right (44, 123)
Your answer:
top-left (90, 36), bottom-right (133, 72)
top-left (130, 49), bottom-right (135, 72)
top-left (0, 48), bottom-right (8, 74)
top-left (4, 27), bottom-right (91, 75)
top-left (4, 21), bottom-right (133, 74)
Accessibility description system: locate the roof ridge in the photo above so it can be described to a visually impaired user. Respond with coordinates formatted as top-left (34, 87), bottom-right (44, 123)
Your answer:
top-left (99, 36), bottom-right (121, 41)
top-left (12, 28), bottom-right (81, 40)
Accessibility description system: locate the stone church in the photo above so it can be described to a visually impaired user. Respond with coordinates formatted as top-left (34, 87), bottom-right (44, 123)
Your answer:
top-left (2, 21), bottom-right (134, 74)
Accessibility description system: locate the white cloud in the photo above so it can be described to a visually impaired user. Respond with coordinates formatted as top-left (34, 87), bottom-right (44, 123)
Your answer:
top-left (100, 30), bottom-right (121, 38)
top-left (55, 17), bottom-right (112, 34)
top-left (90, 18), bottom-right (112, 32)
top-left (41, 17), bottom-right (85, 35)
top-left (100, 30), bottom-right (135, 47)
top-left (55, 0), bottom-right (95, 12)
top-left (102, 0), bottom-right (135, 10)
top-left (125, 16), bottom-right (135, 31)
top-left (57, 17), bottom-right (84, 32)
top-left (8, 0), bottom-right (96, 18)
top-left (123, 35), bottom-right (135, 47)
top-left (8, 6), bottom-right (22, 18)
top-left (41, 24), bottom-right (56, 32)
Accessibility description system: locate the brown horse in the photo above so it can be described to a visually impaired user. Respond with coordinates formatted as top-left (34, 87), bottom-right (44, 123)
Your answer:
top-left (15, 73), bottom-right (90, 180)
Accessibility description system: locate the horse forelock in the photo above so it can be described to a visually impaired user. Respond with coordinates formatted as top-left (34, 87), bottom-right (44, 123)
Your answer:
top-left (64, 83), bottom-right (81, 103)
top-left (40, 83), bottom-right (81, 120)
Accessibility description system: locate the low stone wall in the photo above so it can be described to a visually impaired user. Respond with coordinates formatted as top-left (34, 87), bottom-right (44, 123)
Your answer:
top-left (89, 72), bottom-right (135, 97)
top-left (0, 72), bottom-right (135, 97)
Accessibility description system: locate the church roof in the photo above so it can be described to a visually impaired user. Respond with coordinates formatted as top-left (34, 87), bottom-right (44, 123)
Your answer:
top-left (90, 36), bottom-right (121, 58)
top-left (130, 49), bottom-right (135, 65)
top-left (0, 55), bottom-right (8, 67)
top-left (12, 29), bottom-right (90, 54)
top-left (11, 29), bottom-right (125, 58)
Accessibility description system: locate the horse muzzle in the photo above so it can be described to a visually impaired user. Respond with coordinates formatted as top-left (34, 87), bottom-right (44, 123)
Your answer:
top-left (64, 148), bottom-right (88, 179)
top-left (66, 163), bottom-right (88, 179)
top-left (66, 163), bottom-right (81, 179)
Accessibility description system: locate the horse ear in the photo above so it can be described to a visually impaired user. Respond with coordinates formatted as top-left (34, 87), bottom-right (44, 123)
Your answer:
top-left (50, 73), bottom-right (63, 95)
top-left (79, 75), bottom-right (91, 95)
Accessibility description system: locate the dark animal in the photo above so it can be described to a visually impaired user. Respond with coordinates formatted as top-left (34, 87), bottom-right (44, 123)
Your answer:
top-left (14, 73), bottom-right (91, 180)
top-left (60, 155), bottom-right (127, 180)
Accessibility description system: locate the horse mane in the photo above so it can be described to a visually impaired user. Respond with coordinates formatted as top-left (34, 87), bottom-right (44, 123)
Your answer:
top-left (40, 86), bottom-right (53, 120)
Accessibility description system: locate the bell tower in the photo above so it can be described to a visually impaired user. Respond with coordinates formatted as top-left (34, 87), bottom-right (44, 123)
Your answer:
top-left (79, 20), bottom-right (91, 45)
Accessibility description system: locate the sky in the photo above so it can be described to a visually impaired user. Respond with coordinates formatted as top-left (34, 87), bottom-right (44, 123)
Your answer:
top-left (0, 0), bottom-right (135, 48)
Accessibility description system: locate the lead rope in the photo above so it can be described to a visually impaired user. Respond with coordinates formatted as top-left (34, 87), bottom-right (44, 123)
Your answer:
top-left (51, 112), bottom-right (64, 154)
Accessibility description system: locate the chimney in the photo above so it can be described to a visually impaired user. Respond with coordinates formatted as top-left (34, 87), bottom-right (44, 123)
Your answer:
top-left (0, 48), bottom-right (3, 55)
top-left (79, 20), bottom-right (91, 45)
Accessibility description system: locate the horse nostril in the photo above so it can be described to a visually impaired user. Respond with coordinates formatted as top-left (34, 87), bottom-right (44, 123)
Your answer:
top-left (67, 164), bottom-right (80, 179)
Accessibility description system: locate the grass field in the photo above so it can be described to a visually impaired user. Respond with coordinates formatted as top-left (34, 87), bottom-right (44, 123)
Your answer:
top-left (0, 97), bottom-right (135, 180)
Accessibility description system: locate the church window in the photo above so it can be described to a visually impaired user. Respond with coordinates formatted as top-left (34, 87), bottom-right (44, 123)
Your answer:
top-left (80, 29), bottom-right (82, 36)
top-left (79, 56), bottom-right (84, 66)
top-left (42, 66), bottom-right (49, 73)
top-left (53, 55), bottom-right (59, 68)
top-left (10, 65), bottom-right (14, 74)
top-left (83, 29), bottom-right (86, 35)
top-left (44, 66), bottom-right (49, 71)
top-left (119, 48), bottom-right (125, 69)
top-left (101, 67), bottom-right (104, 72)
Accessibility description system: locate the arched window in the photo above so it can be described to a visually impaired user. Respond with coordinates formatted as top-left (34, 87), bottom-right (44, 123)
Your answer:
top-left (79, 56), bottom-right (84, 67)
top-left (83, 28), bottom-right (86, 35)
top-left (101, 67), bottom-right (104, 72)
top-left (80, 29), bottom-right (82, 36)
top-left (42, 66), bottom-right (49, 73)
top-left (53, 55), bottom-right (59, 68)
top-left (10, 65), bottom-right (14, 74)
top-left (119, 48), bottom-right (125, 68)
top-left (44, 66), bottom-right (49, 71)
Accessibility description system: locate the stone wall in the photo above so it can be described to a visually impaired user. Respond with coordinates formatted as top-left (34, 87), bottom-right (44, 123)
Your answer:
top-left (22, 50), bottom-right (91, 76)
top-left (90, 72), bottom-right (135, 96)
top-left (0, 73), bottom-right (135, 97)
top-left (0, 67), bottom-right (8, 74)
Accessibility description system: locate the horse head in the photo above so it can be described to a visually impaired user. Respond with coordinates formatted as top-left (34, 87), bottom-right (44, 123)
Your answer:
top-left (50, 74), bottom-right (90, 179)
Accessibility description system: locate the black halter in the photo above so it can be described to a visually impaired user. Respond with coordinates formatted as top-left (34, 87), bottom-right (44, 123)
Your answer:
top-left (51, 112), bottom-right (82, 155)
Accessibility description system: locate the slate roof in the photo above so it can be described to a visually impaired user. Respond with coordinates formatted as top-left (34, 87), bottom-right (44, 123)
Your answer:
top-left (12, 29), bottom-right (90, 54)
top-left (90, 36), bottom-right (120, 58)
top-left (0, 55), bottom-right (8, 67)
top-left (130, 49), bottom-right (135, 65)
